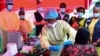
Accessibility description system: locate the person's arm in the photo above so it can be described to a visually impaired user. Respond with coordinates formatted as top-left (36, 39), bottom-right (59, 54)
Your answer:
top-left (40, 26), bottom-right (61, 51)
top-left (34, 20), bottom-right (46, 25)
top-left (39, 26), bottom-right (50, 49)
top-left (34, 12), bottom-right (46, 25)
top-left (26, 20), bottom-right (33, 34)
top-left (63, 21), bottom-right (77, 44)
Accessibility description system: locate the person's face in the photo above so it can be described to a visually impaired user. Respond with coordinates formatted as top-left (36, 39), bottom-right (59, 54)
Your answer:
top-left (93, 7), bottom-right (100, 13)
top-left (45, 19), bottom-right (57, 28)
top-left (60, 8), bottom-right (66, 13)
top-left (19, 15), bottom-right (25, 19)
top-left (7, 5), bottom-right (13, 11)
top-left (37, 6), bottom-right (44, 13)
top-left (93, 7), bottom-right (100, 18)
top-left (77, 9), bottom-right (85, 18)
top-left (77, 9), bottom-right (84, 13)
top-left (45, 19), bottom-right (56, 24)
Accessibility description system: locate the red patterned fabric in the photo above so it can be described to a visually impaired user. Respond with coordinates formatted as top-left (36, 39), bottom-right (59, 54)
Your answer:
top-left (15, 53), bottom-right (25, 56)
top-left (63, 44), bottom-right (98, 56)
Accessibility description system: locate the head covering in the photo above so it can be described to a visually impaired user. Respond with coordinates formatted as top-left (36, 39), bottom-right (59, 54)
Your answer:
top-left (18, 7), bottom-right (25, 15)
top-left (95, 2), bottom-right (100, 7)
top-left (60, 2), bottom-right (66, 8)
top-left (19, 10), bottom-right (25, 15)
top-left (44, 8), bottom-right (58, 19)
top-left (75, 28), bottom-right (90, 44)
top-left (6, 0), bottom-right (13, 5)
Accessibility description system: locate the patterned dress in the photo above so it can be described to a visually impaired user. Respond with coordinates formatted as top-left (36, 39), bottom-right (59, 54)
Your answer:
top-left (64, 44), bottom-right (98, 56)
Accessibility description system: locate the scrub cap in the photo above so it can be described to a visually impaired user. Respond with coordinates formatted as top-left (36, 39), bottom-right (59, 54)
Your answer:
top-left (44, 8), bottom-right (58, 19)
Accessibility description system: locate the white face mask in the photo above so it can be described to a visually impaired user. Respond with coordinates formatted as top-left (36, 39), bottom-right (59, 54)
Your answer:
top-left (7, 5), bottom-right (13, 11)
top-left (20, 15), bottom-right (25, 19)
top-left (37, 7), bottom-right (44, 13)
top-left (77, 12), bottom-right (84, 18)
top-left (93, 13), bottom-right (100, 17)
top-left (60, 8), bottom-right (66, 13)
top-left (48, 22), bottom-right (57, 28)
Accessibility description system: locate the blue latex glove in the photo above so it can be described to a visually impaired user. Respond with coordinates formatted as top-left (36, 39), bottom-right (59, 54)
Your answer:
top-left (63, 41), bottom-right (72, 47)
top-left (49, 45), bottom-right (61, 51)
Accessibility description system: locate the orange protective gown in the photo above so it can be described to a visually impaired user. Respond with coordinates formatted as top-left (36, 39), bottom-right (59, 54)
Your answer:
top-left (20, 19), bottom-right (32, 34)
top-left (19, 19), bottom-right (32, 42)
top-left (0, 9), bottom-right (20, 31)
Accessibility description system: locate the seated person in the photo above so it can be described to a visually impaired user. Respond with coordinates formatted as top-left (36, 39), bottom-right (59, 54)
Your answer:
top-left (64, 28), bottom-right (98, 56)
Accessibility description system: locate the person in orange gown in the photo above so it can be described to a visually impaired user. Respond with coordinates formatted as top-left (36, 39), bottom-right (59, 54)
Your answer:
top-left (0, 2), bottom-right (20, 31)
top-left (18, 7), bottom-right (32, 43)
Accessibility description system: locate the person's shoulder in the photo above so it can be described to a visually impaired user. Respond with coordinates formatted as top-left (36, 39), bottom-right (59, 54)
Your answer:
top-left (65, 13), bottom-right (69, 15)
top-left (87, 17), bottom-right (93, 20)
top-left (34, 11), bottom-right (38, 14)
top-left (57, 20), bottom-right (69, 26)
top-left (24, 19), bottom-right (30, 22)
top-left (86, 17), bottom-right (93, 22)
top-left (57, 20), bottom-right (67, 23)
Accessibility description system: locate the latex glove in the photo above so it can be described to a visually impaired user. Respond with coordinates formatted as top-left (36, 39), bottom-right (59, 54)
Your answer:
top-left (49, 45), bottom-right (61, 51)
top-left (63, 41), bottom-right (72, 47)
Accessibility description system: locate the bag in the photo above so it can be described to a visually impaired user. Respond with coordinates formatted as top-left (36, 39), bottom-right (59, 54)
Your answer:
top-left (72, 21), bottom-right (79, 30)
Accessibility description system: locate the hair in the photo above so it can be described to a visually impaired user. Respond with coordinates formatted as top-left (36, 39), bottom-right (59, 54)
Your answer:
top-left (95, 2), bottom-right (100, 7)
top-left (18, 7), bottom-right (25, 15)
top-left (6, 2), bottom-right (13, 5)
top-left (5, 2), bottom-right (13, 8)
top-left (76, 7), bottom-right (85, 13)
top-left (75, 28), bottom-right (90, 45)
top-left (60, 2), bottom-right (66, 8)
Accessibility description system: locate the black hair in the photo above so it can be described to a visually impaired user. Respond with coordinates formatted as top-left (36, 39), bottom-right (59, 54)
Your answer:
top-left (36, 0), bottom-right (41, 5)
top-left (95, 2), bottom-right (100, 7)
top-left (60, 3), bottom-right (66, 8)
top-left (76, 7), bottom-right (85, 13)
top-left (75, 28), bottom-right (90, 45)
top-left (6, 2), bottom-right (13, 5)
top-left (18, 7), bottom-right (25, 15)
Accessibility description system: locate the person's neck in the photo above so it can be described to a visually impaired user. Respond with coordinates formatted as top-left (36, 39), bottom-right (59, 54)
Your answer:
top-left (8, 10), bottom-right (11, 12)
top-left (93, 17), bottom-right (99, 19)
top-left (20, 18), bottom-right (25, 20)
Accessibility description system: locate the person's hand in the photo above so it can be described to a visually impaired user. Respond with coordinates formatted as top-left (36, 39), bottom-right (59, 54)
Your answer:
top-left (97, 38), bottom-right (100, 43)
top-left (93, 42), bottom-right (98, 46)
top-left (41, 20), bottom-right (46, 25)
top-left (63, 41), bottom-right (72, 48)
top-left (49, 45), bottom-right (61, 51)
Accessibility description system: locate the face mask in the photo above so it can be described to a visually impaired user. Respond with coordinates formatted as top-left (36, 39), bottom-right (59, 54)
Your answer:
top-left (48, 22), bottom-right (57, 28)
top-left (60, 8), bottom-right (66, 13)
top-left (20, 15), bottom-right (25, 19)
top-left (37, 7), bottom-right (44, 13)
top-left (77, 13), bottom-right (84, 18)
top-left (7, 5), bottom-right (13, 11)
top-left (93, 13), bottom-right (100, 17)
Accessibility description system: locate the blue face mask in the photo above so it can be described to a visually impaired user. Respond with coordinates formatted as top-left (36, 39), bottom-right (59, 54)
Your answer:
top-left (7, 5), bottom-right (13, 11)
top-left (77, 13), bottom-right (84, 18)
top-left (60, 8), bottom-right (66, 13)
top-left (20, 15), bottom-right (25, 19)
